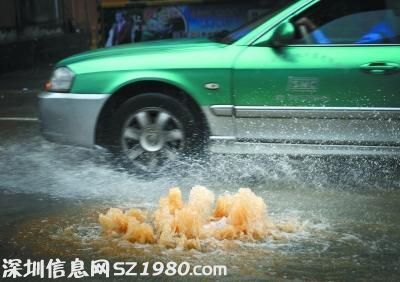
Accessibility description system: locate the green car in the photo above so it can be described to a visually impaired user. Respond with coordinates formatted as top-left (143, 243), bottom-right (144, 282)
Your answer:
top-left (39, 0), bottom-right (400, 172)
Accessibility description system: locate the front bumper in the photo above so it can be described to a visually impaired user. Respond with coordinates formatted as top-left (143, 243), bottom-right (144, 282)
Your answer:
top-left (38, 92), bottom-right (109, 147)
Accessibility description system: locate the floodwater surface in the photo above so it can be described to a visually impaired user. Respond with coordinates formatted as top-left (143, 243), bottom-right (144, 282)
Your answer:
top-left (1, 121), bottom-right (400, 281)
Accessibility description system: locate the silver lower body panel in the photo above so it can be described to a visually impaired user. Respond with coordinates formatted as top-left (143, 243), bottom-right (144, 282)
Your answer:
top-left (209, 139), bottom-right (400, 156)
top-left (201, 106), bottom-right (235, 136)
top-left (38, 92), bottom-right (109, 147)
top-left (204, 105), bottom-right (400, 156)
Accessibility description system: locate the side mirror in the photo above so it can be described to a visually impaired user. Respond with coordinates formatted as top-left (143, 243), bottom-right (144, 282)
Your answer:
top-left (270, 22), bottom-right (295, 48)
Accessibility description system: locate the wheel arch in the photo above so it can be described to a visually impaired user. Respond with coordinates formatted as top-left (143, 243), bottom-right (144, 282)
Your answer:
top-left (95, 80), bottom-right (210, 146)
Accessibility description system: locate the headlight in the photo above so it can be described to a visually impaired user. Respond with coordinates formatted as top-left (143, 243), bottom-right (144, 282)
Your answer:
top-left (45, 67), bottom-right (75, 92)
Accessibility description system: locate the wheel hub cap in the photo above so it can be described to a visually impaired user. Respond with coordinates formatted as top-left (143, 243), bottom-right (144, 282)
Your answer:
top-left (120, 108), bottom-right (185, 171)
top-left (140, 127), bottom-right (164, 152)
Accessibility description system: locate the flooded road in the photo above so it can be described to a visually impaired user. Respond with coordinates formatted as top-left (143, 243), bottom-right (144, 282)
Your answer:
top-left (1, 120), bottom-right (400, 281)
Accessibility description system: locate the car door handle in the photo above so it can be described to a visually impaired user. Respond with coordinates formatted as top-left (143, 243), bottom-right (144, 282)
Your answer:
top-left (360, 62), bottom-right (400, 75)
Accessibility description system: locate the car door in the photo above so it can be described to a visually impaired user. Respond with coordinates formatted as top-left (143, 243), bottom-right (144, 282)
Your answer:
top-left (232, 0), bottom-right (400, 147)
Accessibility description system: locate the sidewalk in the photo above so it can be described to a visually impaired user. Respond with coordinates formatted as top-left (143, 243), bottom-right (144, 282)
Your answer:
top-left (0, 66), bottom-right (52, 118)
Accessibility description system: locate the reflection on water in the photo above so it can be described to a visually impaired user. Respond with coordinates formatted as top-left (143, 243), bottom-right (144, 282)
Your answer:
top-left (1, 121), bottom-right (400, 280)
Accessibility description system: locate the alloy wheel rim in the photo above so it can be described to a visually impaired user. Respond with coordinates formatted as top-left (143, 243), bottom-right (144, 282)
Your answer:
top-left (121, 108), bottom-right (185, 171)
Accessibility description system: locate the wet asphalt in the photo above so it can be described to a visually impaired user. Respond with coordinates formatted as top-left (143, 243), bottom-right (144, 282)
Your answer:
top-left (0, 71), bottom-right (400, 280)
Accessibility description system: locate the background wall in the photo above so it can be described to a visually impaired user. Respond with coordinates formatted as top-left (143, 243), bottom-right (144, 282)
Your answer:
top-left (0, 0), bottom-right (292, 73)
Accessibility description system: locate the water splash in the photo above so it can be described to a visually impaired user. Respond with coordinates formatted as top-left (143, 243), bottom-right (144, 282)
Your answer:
top-left (99, 186), bottom-right (298, 250)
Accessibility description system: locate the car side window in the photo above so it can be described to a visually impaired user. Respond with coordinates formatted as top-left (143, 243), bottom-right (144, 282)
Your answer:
top-left (290, 0), bottom-right (400, 45)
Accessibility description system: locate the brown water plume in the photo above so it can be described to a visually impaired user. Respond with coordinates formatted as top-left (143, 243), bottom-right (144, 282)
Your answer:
top-left (99, 186), bottom-right (296, 250)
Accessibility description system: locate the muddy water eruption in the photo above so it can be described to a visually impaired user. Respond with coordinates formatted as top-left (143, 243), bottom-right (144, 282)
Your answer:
top-left (99, 186), bottom-right (298, 250)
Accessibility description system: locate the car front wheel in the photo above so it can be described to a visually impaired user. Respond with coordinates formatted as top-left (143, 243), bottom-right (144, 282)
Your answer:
top-left (107, 93), bottom-right (205, 174)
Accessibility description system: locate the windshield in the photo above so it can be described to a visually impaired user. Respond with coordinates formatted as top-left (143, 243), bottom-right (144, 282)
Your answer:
top-left (211, 0), bottom-right (297, 44)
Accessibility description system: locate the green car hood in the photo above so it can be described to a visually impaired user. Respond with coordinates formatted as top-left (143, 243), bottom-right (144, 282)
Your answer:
top-left (58, 38), bottom-right (227, 67)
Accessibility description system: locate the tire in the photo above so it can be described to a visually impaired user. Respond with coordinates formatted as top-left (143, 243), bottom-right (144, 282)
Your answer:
top-left (105, 93), bottom-right (207, 175)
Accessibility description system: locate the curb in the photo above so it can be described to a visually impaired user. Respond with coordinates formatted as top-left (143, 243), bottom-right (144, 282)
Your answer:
top-left (0, 90), bottom-right (39, 118)
top-left (0, 90), bottom-right (39, 104)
